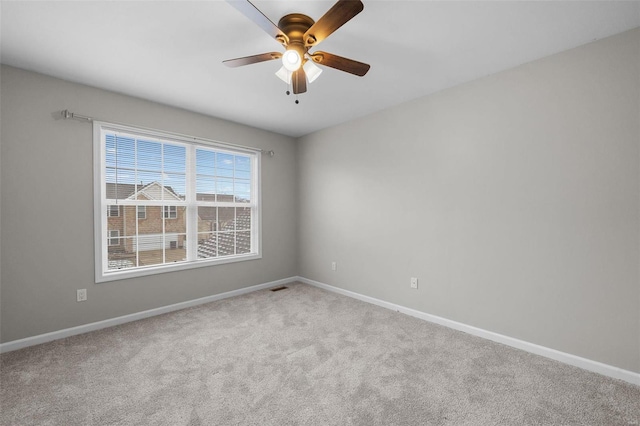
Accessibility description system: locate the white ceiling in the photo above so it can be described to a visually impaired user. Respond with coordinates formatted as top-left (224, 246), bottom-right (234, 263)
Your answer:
top-left (1, 1), bottom-right (638, 138)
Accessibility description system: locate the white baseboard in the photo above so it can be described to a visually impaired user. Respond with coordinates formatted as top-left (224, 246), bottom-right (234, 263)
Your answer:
top-left (297, 276), bottom-right (640, 387)
top-left (3, 275), bottom-right (638, 387)
top-left (0, 277), bottom-right (297, 354)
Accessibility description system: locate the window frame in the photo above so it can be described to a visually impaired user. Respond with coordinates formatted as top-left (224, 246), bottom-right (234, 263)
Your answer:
top-left (137, 205), bottom-right (146, 220)
top-left (107, 205), bottom-right (119, 217)
top-left (94, 121), bottom-right (262, 283)
top-left (108, 230), bottom-right (120, 246)
top-left (163, 205), bottom-right (177, 219)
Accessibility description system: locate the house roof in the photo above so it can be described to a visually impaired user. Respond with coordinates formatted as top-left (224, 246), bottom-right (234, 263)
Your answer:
top-left (197, 208), bottom-right (252, 258)
top-left (106, 183), bottom-right (136, 200)
top-left (130, 182), bottom-right (183, 201)
top-left (105, 181), bottom-right (182, 201)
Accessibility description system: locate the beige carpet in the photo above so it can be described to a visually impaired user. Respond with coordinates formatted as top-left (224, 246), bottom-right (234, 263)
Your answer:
top-left (1, 282), bottom-right (639, 425)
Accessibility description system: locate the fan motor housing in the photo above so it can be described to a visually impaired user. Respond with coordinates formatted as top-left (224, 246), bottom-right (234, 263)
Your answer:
top-left (278, 14), bottom-right (315, 45)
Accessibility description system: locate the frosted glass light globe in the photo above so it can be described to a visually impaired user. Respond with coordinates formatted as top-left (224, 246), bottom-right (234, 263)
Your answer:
top-left (275, 66), bottom-right (292, 84)
top-left (282, 49), bottom-right (302, 72)
top-left (303, 61), bottom-right (323, 83)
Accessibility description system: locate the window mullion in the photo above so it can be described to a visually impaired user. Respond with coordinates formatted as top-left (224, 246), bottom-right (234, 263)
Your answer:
top-left (134, 138), bottom-right (139, 267)
top-left (186, 145), bottom-right (197, 261)
top-left (134, 137), bottom-right (139, 267)
top-left (161, 141), bottom-right (166, 265)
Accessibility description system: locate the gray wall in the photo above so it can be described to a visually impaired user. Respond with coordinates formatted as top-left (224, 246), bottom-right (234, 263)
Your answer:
top-left (0, 65), bottom-right (298, 343)
top-left (297, 29), bottom-right (640, 373)
top-left (2, 29), bottom-right (639, 374)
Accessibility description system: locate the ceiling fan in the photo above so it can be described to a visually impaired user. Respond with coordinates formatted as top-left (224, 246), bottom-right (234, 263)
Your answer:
top-left (223, 0), bottom-right (370, 100)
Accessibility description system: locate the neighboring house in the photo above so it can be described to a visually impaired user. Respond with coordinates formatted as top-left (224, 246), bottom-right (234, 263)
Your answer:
top-left (106, 182), bottom-right (250, 261)
top-left (106, 182), bottom-right (186, 253)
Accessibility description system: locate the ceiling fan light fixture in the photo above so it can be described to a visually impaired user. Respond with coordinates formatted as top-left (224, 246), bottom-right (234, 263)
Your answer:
top-left (275, 66), bottom-right (292, 84)
top-left (303, 60), bottom-right (322, 83)
top-left (282, 48), bottom-right (302, 72)
top-left (224, 0), bottom-right (370, 96)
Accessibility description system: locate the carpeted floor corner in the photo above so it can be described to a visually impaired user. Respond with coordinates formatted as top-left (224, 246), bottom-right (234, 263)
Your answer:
top-left (1, 282), bottom-right (639, 425)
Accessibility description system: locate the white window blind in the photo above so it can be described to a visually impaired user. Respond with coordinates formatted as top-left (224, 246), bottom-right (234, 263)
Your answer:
top-left (94, 122), bottom-right (261, 282)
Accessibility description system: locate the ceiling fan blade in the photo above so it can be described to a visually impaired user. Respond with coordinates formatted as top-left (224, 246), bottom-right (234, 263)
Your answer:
top-left (292, 68), bottom-right (307, 94)
top-left (303, 0), bottom-right (364, 47)
top-left (226, 0), bottom-right (289, 45)
top-left (310, 51), bottom-right (370, 76)
top-left (223, 52), bottom-right (282, 68)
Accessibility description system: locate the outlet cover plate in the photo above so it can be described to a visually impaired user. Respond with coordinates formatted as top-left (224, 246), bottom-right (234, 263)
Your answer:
top-left (77, 289), bottom-right (87, 302)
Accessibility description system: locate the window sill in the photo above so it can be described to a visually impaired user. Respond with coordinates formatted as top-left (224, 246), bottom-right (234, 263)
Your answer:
top-left (96, 253), bottom-right (262, 283)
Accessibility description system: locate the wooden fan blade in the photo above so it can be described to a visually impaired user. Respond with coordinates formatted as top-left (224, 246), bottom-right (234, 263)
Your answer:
top-left (310, 51), bottom-right (370, 76)
top-left (303, 0), bottom-right (364, 47)
top-left (226, 0), bottom-right (288, 45)
top-left (223, 52), bottom-right (282, 67)
top-left (292, 68), bottom-right (307, 94)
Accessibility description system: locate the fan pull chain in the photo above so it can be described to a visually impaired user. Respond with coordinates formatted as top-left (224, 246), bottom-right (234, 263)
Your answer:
top-left (285, 77), bottom-right (292, 96)
top-left (283, 79), bottom-right (298, 104)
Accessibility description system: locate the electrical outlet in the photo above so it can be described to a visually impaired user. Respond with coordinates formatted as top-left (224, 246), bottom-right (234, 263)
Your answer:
top-left (331, 261), bottom-right (337, 271)
top-left (77, 289), bottom-right (87, 302)
top-left (410, 277), bottom-right (418, 289)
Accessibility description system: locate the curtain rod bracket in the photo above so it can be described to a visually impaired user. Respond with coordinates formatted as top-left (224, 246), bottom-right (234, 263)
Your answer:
top-left (61, 109), bottom-right (93, 122)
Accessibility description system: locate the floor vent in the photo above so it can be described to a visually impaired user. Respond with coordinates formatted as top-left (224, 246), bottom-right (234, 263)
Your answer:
top-left (270, 286), bottom-right (288, 292)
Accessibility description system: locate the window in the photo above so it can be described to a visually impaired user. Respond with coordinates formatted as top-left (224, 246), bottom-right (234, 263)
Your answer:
top-left (163, 206), bottom-right (177, 219)
top-left (107, 205), bottom-right (119, 217)
top-left (108, 230), bottom-right (120, 246)
top-left (94, 122), bottom-right (261, 282)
